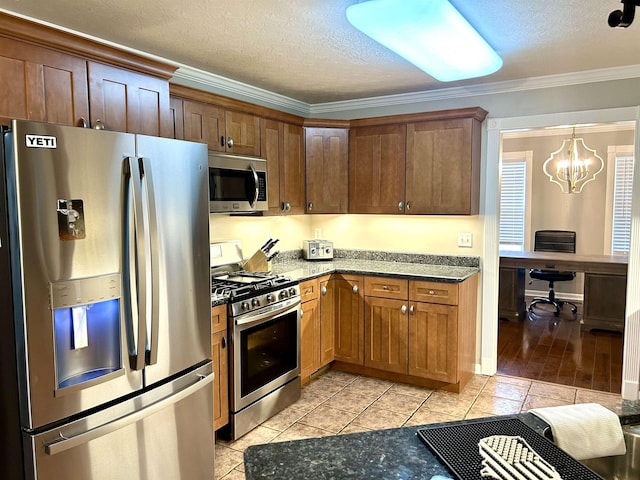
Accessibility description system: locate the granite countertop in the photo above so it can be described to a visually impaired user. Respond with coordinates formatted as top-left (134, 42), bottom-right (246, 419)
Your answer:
top-left (211, 249), bottom-right (480, 306)
top-left (244, 409), bottom-right (640, 480)
top-left (271, 258), bottom-right (479, 284)
top-left (243, 414), bottom-right (548, 480)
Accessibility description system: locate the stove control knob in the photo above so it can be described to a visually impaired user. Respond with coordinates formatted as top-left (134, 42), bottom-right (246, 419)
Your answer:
top-left (279, 290), bottom-right (289, 299)
top-left (266, 293), bottom-right (275, 303)
top-left (288, 287), bottom-right (297, 296)
top-left (252, 298), bottom-right (260, 307)
top-left (241, 301), bottom-right (250, 311)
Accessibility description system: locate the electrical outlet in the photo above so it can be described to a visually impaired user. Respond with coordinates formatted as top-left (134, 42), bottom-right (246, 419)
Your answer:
top-left (314, 228), bottom-right (322, 239)
top-left (458, 232), bottom-right (473, 248)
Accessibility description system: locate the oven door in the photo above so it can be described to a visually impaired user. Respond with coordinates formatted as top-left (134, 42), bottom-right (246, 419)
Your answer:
top-left (208, 153), bottom-right (267, 212)
top-left (231, 302), bottom-right (300, 411)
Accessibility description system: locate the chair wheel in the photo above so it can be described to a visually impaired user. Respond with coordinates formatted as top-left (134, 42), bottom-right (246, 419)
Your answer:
top-left (571, 307), bottom-right (578, 314)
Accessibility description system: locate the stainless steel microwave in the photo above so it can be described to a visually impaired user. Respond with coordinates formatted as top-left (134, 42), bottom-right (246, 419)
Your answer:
top-left (208, 153), bottom-right (268, 213)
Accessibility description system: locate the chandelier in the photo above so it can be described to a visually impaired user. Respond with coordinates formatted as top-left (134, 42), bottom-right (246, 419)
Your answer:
top-left (542, 128), bottom-right (604, 194)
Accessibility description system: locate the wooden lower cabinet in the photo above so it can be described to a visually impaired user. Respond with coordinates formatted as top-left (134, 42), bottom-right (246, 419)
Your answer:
top-left (582, 273), bottom-right (627, 332)
top-left (325, 274), bottom-right (364, 365)
top-left (211, 304), bottom-right (229, 431)
top-left (364, 297), bottom-right (408, 374)
top-left (334, 274), bottom-right (478, 392)
top-left (300, 276), bottom-right (331, 385)
top-left (407, 302), bottom-right (458, 383)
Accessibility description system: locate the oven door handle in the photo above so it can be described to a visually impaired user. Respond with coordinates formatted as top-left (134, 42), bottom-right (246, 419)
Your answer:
top-left (234, 299), bottom-right (301, 327)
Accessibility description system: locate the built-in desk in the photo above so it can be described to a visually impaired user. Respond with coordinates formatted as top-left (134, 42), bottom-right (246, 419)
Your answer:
top-left (499, 250), bottom-right (628, 332)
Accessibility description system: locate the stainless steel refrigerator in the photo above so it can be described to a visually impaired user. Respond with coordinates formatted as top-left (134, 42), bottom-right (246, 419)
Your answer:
top-left (0, 120), bottom-right (213, 480)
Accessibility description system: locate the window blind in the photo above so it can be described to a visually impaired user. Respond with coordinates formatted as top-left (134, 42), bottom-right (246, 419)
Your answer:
top-left (500, 161), bottom-right (526, 250)
top-left (612, 154), bottom-right (634, 254)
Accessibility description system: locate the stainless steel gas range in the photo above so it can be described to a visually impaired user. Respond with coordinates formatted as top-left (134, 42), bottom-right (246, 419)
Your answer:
top-left (211, 242), bottom-right (301, 440)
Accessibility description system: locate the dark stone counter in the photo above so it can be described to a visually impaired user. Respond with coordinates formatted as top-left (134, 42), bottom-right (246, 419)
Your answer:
top-left (244, 414), bottom-right (548, 480)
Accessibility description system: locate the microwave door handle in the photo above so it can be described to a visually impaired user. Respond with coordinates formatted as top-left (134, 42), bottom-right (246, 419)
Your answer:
top-left (125, 157), bottom-right (147, 371)
top-left (249, 163), bottom-right (259, 207)
top-left (139, 157), bottom-right (160, 366)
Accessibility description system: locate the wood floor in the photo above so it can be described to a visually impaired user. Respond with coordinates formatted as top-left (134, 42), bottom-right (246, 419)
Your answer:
top-left (497, 298), bottom-right (624, 394)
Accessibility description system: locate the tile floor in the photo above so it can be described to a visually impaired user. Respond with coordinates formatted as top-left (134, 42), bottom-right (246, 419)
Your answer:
top-left (214, 369), bottom-right (625, 480)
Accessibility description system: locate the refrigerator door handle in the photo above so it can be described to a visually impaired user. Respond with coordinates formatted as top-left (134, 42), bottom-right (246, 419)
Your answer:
top-left (139, 157), bottom-right (160, 366)
top-left (125, 157), bottom-right (148, 371)
top-left (44, 372), bottom-right (213, 456)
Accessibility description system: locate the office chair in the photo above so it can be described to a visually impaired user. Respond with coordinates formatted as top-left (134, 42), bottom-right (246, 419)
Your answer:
top-left (529, 230), bottom-right (579, 317)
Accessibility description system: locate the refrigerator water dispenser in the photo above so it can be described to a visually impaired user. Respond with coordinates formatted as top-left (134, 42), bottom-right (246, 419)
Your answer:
top-left (51, 274), bottom-right (123, 394)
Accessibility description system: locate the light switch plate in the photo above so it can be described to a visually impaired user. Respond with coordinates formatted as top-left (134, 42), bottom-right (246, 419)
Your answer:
top-left (458, 232), bottom-right (473, 247)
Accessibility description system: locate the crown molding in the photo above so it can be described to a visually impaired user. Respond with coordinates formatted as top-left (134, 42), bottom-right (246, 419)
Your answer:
top-left (308, 64), bottom-right (640, 116)
top-left (172, 66), bottom-right (311, 118)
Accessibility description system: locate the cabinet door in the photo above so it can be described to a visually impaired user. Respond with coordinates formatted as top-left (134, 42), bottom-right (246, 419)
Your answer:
top-left (212, 330), bottom-right (228, 430)
top-left (364, 297), bottom-right (408, 374)
top-left (0, 37), bottom-right (89, 126)
top-left (88, 62), bottom-right (171, 136)
top-left (300, 298), bottom-right (320, 382)
top-left (305, 127), bottom-right (349, 213)
top-left (169, 96), bottom-right (184, 140)
top-left (323, 275), bottom-right (364, 365)
top-left (349, 125), bottom-right (406, 214)
top-left (183, 99), bottom-right (225, 151)
top-left (281, 123), bottom-right (306, 214)
top-left (224, 110), bottom-right (261, 156)
top-left (406, 118), bottom-right (479, 214)
top-left (408, 302), bottom-right (458, 383)
top-left (261, 119), bottom-right (284, 214)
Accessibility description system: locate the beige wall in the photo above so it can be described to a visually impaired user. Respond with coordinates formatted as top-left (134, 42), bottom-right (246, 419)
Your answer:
top-left (209, 213), bottom-right (484, 258)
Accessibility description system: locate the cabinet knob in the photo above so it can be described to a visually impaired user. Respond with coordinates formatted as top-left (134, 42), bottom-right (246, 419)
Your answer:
top-left (93, 119), bottom-right (105, 130)
top-left (401, 305), bottom-right (407, 314)
top-left (352, 285), bottom-right (359, 294)
top-left (398, 201), bottom-right (404, 211)
top-left (429, 290), bottom-right (435, 295)
top-left (308, 202), bottom-right (313, 211)
top-left (78, 117), bottom-right (89, 128)
top-left (227, 137), bottom-right (234, 148)
top-left (406, 201), bottom-right (412, 211)
top-left (282, 202), bottom-right (291, 212)
top-left (410, 305), bottom-right (415, 314)
top-left (321, 286), bottom-right (327, 295)
top-left (300, 309), bottom-right (304, 318)
top-left (221, 336), bottom-right (227, 349)
top-left (382, 285), bottom-right (389, 290)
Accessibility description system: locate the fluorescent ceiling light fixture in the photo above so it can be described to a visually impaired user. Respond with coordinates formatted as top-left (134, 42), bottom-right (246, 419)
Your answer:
top-left (346, 0), bottom-right (503, 82)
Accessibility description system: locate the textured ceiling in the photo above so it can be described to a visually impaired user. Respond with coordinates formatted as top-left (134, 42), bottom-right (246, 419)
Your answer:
top-left (1, 0), bottom-right (639, 104)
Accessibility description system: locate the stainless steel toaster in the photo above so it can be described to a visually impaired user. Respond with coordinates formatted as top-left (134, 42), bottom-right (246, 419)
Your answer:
top-left (302, 240), bottom-right (333, 260)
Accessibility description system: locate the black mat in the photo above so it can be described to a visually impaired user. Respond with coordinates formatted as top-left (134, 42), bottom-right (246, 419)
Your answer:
top-left (417, 417), bottom-right (603, 480)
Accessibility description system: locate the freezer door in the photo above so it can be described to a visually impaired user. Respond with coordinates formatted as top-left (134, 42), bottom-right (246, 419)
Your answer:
top-left (134, 135), bottom-right (210, 386)
top-left (26, 362), bottom-right (214, 480)
top-left (6, 121), bottom-right (142, 430)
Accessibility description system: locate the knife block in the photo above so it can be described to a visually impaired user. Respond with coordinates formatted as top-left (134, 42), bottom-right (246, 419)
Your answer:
top-left (243, 250), bottom-right (272, 273)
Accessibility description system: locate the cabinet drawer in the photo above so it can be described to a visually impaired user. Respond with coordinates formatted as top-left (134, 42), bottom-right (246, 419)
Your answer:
top-left (410, 280), bottom-right (458, 305)
top-left (364, 276), bottom-right (409, 299)
top-left (300, 278), bottom-right (320, 302)
top-left (211, 304), bottom-right (228, 334)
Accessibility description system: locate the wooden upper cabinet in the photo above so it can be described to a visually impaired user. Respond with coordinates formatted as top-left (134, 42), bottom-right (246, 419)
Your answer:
top-left (88, 62), bottom-right (172, 137)
top-left (182, 99), bottom-right (224, 149)
top-left (224, 110), bottom-right (261, 156)
top-left (406, 118), bottom-right (481, 215)
top-left (305, 127), bottom-right (349, 214)
top-left (0, 37), bottom-right (89, 126)
top-left (282, 123), bottom-right (305, 214)
top-left (348, 124), bottom-right (406, 214)
top-left (261, 119), bottom-right (305, 215)
top-left (169, 96), bottom-right (185, 140)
